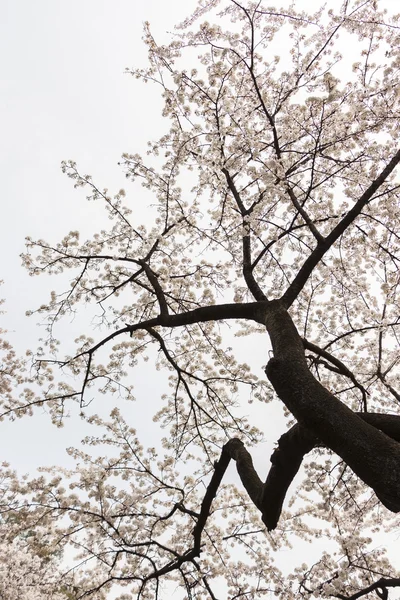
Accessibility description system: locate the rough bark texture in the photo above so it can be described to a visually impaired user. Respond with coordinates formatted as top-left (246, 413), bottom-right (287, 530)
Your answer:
top-left (263, 300), bottom-right (400, 513)
top-left (261, 423), bottom-right (316, 530)
top-left (221, 413), bottom-right (400, 532)
top-left (261, 412), bottom-right (400, 530)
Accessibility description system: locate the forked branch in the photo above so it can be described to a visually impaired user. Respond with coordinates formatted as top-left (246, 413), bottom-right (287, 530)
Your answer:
top-left (199, 412), bottom-right (400, 535)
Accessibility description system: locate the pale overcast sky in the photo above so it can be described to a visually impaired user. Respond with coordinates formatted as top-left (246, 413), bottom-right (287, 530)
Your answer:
top-left (0, 0), bottom-right (202, 469)
top-left (1, 0), bottom-right (196, 306)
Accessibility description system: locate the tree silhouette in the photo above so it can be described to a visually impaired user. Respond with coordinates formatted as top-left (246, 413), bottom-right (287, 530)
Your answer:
top-left (4, 1), bottom-right (400, 598)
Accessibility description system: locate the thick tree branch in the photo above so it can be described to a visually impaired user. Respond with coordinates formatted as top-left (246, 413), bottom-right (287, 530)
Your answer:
top-left (334, 577), bottom-right (400, 600)
top-left (263, 301), bottom-right (400, 513)
top-left (190, 411), bottom-right (400, 536)
top-left (192, 444), bottom-right (233, 550)
top-left (282, 148), bottom-right (400, 308)
top-left (261, 423), bottom-right (316, 530)
top-left (147, 301), bottom-right (267, 329)
top-left (224, 438), bottom-right (264, 509)
top-left (70, 301), bottom-right (267, 363)
top-left (262, 412), bottom-right (400, 530)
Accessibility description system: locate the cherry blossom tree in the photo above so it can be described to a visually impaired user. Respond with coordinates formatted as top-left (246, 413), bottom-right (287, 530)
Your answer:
top-left (3, 0), bottom-right (400, 598)
top-left (0, 514), bottom-right (70, 600)
top-left (0, 306), bottom-right (73, 598)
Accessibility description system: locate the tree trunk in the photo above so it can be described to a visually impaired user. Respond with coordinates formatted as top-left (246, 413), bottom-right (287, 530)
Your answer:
top-left (263, 300), bottom-right (400, 512)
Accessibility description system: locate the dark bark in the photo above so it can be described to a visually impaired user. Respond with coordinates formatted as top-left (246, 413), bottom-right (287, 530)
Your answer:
top-left (263, 300), bottom-right (400, 514)
top-left (262, 412), bottom-right (400, 530)
top-left (334, 577), bottom-right (400, 600)
top-left (210, 412), bottom-right (400, 533)
top-left (261, 422), bottom-right (316, 530)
